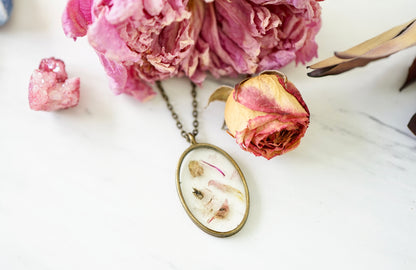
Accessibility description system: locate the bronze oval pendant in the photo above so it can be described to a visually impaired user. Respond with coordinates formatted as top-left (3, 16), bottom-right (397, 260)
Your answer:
top-left (176, 143), bottom-right (249, 237)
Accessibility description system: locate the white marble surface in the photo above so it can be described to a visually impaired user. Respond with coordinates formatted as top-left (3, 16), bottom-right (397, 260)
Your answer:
top-left (1, 1), bottom-right (415, 269)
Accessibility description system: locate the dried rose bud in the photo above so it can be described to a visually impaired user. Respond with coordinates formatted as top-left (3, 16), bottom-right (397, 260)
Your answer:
top-left (28, 57), bottom-right (80, 111)
top-left (188, 160), bottom-right (204, 177)
top-left (211, 71), bottom-right (309, 160)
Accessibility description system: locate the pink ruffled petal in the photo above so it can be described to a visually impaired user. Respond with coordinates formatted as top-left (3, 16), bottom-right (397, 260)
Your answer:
top-left (234, 74), bottom-right (309, 116)
top-left (258, 50), bottom-right (296, 70)
top-left (88, 14), bottom-right (140, 63)
top-left (98, 54), bottom-right (155, 102)
top-left (144, 0), bottom-right (164, 16)
top-left (62, 0), bottom-right (93, 40)
top-left (61, 0), bottom-right (322, 104)
top-left (196, 0), bottom-right (322, 77)
top-left (102, 0), bottom-right (143, 24)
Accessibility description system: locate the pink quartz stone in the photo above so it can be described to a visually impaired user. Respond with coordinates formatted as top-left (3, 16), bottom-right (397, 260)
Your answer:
top-left (29, 57), bottom-right (80, 111)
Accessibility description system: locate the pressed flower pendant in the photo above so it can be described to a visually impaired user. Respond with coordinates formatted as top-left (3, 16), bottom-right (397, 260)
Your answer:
top-left (176, 134), bottom-right (249, 237)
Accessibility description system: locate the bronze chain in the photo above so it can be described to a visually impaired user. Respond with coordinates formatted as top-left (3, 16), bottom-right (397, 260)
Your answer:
top-left (156, 81), bottom-right (199, 143)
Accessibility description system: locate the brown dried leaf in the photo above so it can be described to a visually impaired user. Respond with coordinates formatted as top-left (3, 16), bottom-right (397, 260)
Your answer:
top-left (207, 86), bottom-right (233, 106)
top-left (307, 58), bottom-right (376, 77)
top-left (307, 19), bottom-right (416, 78)
top-left (400, 57), bottom-right (416, 91)
top-left (336, 20), bottom-right (416, 60)
top-left (408, 113), bottom-right (416, 136)
top-left (308, 19), bottom-right (415, 70)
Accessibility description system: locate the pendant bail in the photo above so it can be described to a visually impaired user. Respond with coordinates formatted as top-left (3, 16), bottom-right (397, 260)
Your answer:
top-left (187, 133), bottom-right (197, 145)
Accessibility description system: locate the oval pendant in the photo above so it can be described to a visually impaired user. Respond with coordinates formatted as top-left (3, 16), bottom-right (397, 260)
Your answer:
top-left (176, 142), bottom-right (249, 237)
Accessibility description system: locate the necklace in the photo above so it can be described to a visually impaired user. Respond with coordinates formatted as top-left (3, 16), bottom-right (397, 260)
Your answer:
top-left (156, 81), bottom-right (250, 237)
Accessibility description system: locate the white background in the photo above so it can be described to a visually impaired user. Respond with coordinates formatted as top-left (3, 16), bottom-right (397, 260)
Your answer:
top-left (1, 1), bottom-right (415, 269)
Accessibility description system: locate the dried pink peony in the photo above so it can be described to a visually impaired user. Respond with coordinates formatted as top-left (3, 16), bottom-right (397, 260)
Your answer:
top-left (197, 0), bottom-right (322, 78)
top-left (62, 0), bottom-right (205, 102)
top-left (62, 0), bottom-right (322, 101)
top-left (29, 57), bottom-right (80, 111)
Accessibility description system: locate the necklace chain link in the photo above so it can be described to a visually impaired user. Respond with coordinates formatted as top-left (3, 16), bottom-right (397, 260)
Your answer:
top-left (156, 81), bottom-right (199, 143)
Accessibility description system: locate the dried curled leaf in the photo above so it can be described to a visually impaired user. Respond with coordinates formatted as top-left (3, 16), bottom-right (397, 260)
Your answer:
top-left (335, 20), bottom-right (416, 60)
top-left (308, 19), bottom-right (416, 137)
top-left (408, 113), bottom-right (416, 136)
top-left (308, 21), bottom-right (410, 69)
top-left (400, 57), bottom-right (416, 91)
top-left (207, 86), bottom-right (233, 106)
top-left (307, 58), bottom-right (375, 77)
top-left (307, 19), bottom-right (416, 77)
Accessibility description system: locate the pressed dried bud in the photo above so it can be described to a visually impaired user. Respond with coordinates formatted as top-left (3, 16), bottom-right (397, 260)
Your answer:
top-left (188, 160), bottom-right (204, 177)
top-left (192, 188), bottom-right (204, 200)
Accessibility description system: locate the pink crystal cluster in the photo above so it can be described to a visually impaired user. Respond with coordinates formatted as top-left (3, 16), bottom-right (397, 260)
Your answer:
top-left (62, 0), bottom-right (322, 101)
top-left (29, 58), bottom-right (80, 111)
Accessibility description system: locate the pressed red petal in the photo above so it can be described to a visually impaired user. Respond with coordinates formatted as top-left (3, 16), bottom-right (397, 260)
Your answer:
top-left (201, 160), bottom-right (226, 177)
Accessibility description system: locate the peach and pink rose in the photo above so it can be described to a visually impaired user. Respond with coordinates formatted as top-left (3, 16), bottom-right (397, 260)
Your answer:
top-left (217, 71), bottom-right (309, 159)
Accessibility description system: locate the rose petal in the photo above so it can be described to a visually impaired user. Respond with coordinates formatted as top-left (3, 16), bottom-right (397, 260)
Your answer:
top-left (103, 0), bottom-right (142, 24)
top-left (198, 0), bottom-right (322, 77)
top-left (88, 14), bottom-right (140, 63)
top-left (258, 50), bottom-right (296, 71)
top-left (98, 54), bottom-right (155, 102)
top-left (62, 0), bottom-right (93, 40)
top-left (144, 0), bottom-right (164, 16)
top-left (235, 74), bottom-right (309, 115)
top-left (225, 91), bottom-right (267, 135)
